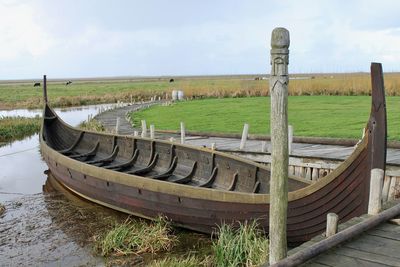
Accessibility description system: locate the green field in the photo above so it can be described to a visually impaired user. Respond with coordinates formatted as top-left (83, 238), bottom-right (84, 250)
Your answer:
top-left (1, 72), bottom-right (400, 109)
top-left (130, 96), bottom-right (400, 140)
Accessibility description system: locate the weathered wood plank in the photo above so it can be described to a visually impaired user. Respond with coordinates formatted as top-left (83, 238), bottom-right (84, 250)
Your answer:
top-left (343, 234), bottom-right (400, 258)
top-left (307, 252), bottom-right (391, 267)
top-left (331, 247), bottom-right (400, 266)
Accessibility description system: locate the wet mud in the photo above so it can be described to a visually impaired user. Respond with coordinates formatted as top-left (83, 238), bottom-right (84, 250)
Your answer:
top-left (0, 174), bottom-right (211, 266)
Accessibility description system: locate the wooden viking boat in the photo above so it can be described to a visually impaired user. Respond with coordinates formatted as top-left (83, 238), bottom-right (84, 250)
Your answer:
top-left (40, 63), bottom-right (386, 245)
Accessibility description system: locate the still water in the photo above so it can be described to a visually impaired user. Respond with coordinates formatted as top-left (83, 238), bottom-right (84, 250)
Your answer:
top-left (0, 104), bottom-right (117, 202)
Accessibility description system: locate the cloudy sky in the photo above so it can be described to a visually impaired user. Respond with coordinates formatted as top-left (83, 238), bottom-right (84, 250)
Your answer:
top-left (1, 0), bottom-right (400, 79)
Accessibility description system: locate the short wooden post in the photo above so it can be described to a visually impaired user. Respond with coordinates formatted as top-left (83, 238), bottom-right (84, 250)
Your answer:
top-left (388, 177), bottom-right (397, 201)
top-left (150, 124), bottom-right (155, 139)
top-left (269, 27), bottom-right (290, 265)
top-left (141, 120), bottom-right (147, 138)
top-left (261, 141), bottom-right (267, 152)
top-left (288, 125), bottom-right (293, 154)
top-left (311, 168), bottom-right (319, 181)
top-left (133, 131), bottom-right (138, 137)
top-left (115, 117), bottom-right (120, 134)
top-left (239, 123), bottom-right (249, 150)
top-left (180, 122), bottom-right (186, 144)
top-left (211, 143), bottom-right (216, 150)
top-left (368, 168), bottom-right (384, 215)
top-left (326, 213), bottom-right (339, 237)
top-left (382, 175), bottom-right (390, 203)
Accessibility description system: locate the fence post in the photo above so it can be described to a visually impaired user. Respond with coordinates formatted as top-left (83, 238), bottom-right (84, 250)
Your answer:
top-left (269, 27), bottom-right (290, 265)
top-left (239, 123), bottom-right (249, 150)
top-left (115, 117), bottom-right (120, 134)
top-left (150, 124), bottom-right (155, 139)
top-left (211, 143), bottom-right (216, 150)
top-left (141, 120), bottom-right (147, 138)
top-left (180, 122), bottom-right (186, 144)
top-left (368, 168), bottom-right (384, 215)
top-left (288, 125), bottom-right (293, 154)
top-left (326, 213), bottom-right (339, 237)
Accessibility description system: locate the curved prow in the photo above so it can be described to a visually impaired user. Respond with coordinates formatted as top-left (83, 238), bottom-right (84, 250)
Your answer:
top-left (360, 63), bottom-right (387, 213)
top-left (43, 74), bottom-right (48, 104)
top-left (368, 63), bottom-right (387, 170)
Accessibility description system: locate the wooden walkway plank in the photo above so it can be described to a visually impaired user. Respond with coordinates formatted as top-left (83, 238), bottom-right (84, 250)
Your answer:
top-left (305, 252), bottom-right (391, 267)
top-left (343, 234), bottom-right (400, 258)
top-left (331, 247), bottom-right (400, 266)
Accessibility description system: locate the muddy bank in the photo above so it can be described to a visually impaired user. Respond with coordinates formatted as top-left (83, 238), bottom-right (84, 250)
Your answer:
top-left (0, 192), bottom-right (106, 266)
top-left (0, 174), bottom-right (212, 266)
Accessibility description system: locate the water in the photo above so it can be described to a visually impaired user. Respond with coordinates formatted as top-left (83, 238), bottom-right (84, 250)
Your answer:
top-left (0, 104), bottom-right (117, 202)
top-left (0, 103), bottom-right (210, 266)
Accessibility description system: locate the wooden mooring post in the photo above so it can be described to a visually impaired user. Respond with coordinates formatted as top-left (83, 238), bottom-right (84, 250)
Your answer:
top-left (141, 120), bottom-right (147, 138)
top-left (150, 124), bottom-right (155, 139)
top-left (115, 117), bottom-right (120, 134)
top-left (180, 122), bottom-right (186, 144)
top-left (368, 168), bottom-right (384, 215)
top-left (269, 27), bottom-right (290, 264)
top-left (326, 213), bottom-right (339, 237)
top-left (239, 123), bottom-right (249, 150)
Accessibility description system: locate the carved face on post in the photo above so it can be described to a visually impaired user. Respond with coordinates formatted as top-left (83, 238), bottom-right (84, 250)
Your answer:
top-left (270, 27), bottom-right (290, 77)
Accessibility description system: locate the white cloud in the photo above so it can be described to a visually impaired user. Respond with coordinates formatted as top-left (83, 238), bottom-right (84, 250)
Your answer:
top-left (0, 1), bottom-right (54, 60)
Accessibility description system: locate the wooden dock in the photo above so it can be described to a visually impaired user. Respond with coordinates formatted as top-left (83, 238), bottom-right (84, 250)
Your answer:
top-left (293, 221), bottom-right (400, 266)
top-left (276, 202), bottom-right (400, 267)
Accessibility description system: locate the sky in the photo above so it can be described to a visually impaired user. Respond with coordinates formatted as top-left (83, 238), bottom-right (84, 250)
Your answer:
top-left (1, 0), bottom-right (400, 79)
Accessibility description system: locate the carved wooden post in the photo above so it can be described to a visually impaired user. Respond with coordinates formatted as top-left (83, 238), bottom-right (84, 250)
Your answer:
top-left (269, 27), bottom-right (290, 265)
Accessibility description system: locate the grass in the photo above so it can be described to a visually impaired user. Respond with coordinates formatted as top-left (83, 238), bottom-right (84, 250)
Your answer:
top-left (78, 119), bottom-right (106, 132)
top-left (94, 216), bottom-right (177, 257)
top-left (212, 221), bottom-right (269, 267)
top-left (148, 255), bottom-right (213, 267)
top-left (130, 96), bottom-right (400, 140)
top-left (0, 116), bottom-right (41, 142)
top-left (1, 72), bottom-right (400, 109)
top-left (94, 216), bottom-right (268, 266)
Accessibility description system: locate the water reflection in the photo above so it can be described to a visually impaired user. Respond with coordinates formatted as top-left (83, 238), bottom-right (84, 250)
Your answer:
top-left (0, 103), bottom-right (117, 202)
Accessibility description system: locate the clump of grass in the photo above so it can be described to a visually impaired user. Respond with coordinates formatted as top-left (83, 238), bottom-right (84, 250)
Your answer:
top-left (212, 221), bottom-right (269, 267)
top-left (95, 216), bottom-right (177, 257)
top-left (0, 116), bottom-right (41, 142)
top-left (78, 119), bottom-right (105, 132)
top-left (148, 254), bottom-right (213, 267)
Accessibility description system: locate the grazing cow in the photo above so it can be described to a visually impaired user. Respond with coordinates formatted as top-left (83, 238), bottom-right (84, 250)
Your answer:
top-left (65, 81), bottom-right (72, 86)
top-left (254, 77), bottom-right (260, 80)
top-left (33, 82), bottom-right (41, 87)
top-left (169, 78), bottom-right (174, 83)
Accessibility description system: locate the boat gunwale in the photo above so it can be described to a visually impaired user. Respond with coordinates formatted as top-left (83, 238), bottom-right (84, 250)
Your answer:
top-left (40, 104), bottom-right (369, 204)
